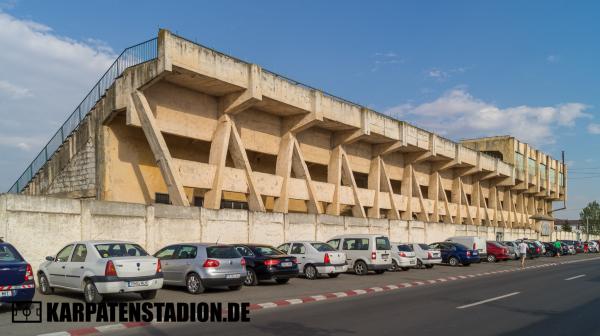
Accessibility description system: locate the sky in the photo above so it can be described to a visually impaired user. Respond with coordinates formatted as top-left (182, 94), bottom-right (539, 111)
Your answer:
top-left (0, 0), bottom-right (599, 219)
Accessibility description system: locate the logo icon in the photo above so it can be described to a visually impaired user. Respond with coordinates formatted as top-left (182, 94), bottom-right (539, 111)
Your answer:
top-left (12, 301), bottom-right (42, 323)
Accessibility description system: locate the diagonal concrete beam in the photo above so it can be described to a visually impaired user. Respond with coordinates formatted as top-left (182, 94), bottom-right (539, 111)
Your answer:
top-left (131, 91), bottom-right (189, 206)
top-left (220, 64), bottom-right (262, 115)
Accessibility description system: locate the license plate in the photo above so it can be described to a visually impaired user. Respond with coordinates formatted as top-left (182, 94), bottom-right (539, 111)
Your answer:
top-left (381, 254), bottom-right (389, 259)
top-left (226, 274), bottom-right (240, 279)
top-left (280, 262), bottom-right (292, 267)
top-left (410, 261), bottom-right (416, 264)
top-left (128, 280), bottom-right (149, 287)
top-left (0, 291), bottom-right (12, 297)
top-left (335, 266), bottom-right (344, 271)
top-left (473, 251), bottom-right (478, 255)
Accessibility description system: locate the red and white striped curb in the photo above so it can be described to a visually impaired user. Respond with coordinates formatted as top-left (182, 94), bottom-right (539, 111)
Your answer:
top-left (0, 284), bottom-right (34, 291)
top-left (39, 256), bottom-right (600, 336)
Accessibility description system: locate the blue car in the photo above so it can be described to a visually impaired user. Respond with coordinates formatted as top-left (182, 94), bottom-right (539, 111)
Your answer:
top-left (0, 240), bottom-right (35, 306)
top-left (429, 242), bottom-right (480, 266)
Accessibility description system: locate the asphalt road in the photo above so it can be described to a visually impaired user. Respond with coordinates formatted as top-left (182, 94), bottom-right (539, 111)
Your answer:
top-left (109, 255), bottom-right (600, 336)
top-left (1, 254), bottom-right (598, 336)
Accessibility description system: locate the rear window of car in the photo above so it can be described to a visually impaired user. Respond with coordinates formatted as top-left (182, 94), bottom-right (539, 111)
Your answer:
top-left (311, 243), bottom-right (336, 252)
top-left (0, 244), bottom-right (23, 263)
top-left (397, 244), bottom-right (413, 252)
top-left (207, 246), bottom-right (240, 259)
top-left (251, 246), bottom-right (285, 256)
top-left (376, 237), bottom-right (391, 250)
top-left (489, 242), bottom-right (503, 248)
top-left (418, 244), bottom-right (430, 250)
top-left (95, 243), bottom-right (148, 258)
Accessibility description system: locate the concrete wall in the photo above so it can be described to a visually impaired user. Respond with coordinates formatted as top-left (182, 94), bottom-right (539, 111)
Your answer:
top-left (0, 194), bottom-right (591, 274)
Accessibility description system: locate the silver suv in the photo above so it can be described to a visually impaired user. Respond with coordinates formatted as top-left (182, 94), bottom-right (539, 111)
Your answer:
top-left (327, 234), bottom-right (392, 275)
top-left (154, 243), bottom-right (245, 294)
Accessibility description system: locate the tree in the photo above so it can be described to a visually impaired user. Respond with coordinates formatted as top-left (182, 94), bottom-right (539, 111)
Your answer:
top-left (580, 201), bottom-right (600, 235)
top-left (562, 222), bottom-right (572, 232)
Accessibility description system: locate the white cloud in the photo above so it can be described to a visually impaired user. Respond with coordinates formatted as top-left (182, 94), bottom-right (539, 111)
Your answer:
top-left (385, 88), bottom-right (590, 146)
top-left (371, 51), bottom-right (403, 72)
top-left (0, 11), bottom-right (117, 189)
top-left (588, 123), bottom-right (600, 134)
top-left (426, 67), bottom-right (468, 81)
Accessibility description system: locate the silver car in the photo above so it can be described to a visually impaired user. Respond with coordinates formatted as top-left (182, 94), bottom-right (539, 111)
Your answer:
top-left (277, 241), bottom-right (348, 279)
top-left (38, 240), bottom-right (163, 303)
top-left (154, 243), bottom-right (245, 294)
top-left (410, 243), bottom-right (442, 268)
top-left (389, 243), bottom-right (417, 271)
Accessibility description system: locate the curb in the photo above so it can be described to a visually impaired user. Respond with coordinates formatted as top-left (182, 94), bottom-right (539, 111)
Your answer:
top-left (40, 256), bottom-right (600, 336)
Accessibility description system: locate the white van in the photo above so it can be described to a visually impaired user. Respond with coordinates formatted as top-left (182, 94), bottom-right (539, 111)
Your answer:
top-left (445, 236), bottom-right (487, 261)
top-left (327, 234), bottom-right (392, 275)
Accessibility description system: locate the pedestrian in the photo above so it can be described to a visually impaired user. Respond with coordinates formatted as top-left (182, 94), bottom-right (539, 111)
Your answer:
top-left (554, 240), bottom-right (561, 257)
top-left (518, 239), bottom-right (529, 269)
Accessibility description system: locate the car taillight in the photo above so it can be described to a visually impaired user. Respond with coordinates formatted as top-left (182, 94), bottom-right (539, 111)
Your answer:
top-left (156, 260), bottom-right (162, 273)
top-left (203, 259), bottom-right (220, 268)
top-left (399, 252), bottom-right (406, 257)
top-left (291, 257), bottom-right (298, 264)
top-left (105, 260), bottom-right (117, 276)
top-left (371, 252), bottom-right (377, 260)
top-left (324, 253), bottom-right (330, 264)
top-left (536, 247), bottom-right (540, 253)
top-left (24, 264), bottom-right (33, 281)
top-left (264, 259), bottom-right (280, 266)
top-left (240, 258), bottom-right (246, 266)
top-left (428, 252), bottom-right (432, 259)
top-left (467, 251), bottom-right (471, 257)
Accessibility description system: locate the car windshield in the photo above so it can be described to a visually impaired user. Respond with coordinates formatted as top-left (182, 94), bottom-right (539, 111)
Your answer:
top-left (376, 237), bottom-right (391, 250)
top-left (311, 243), bottom-right (336, 252)
top-left (397, 244), bottom-right (413, 252)
top-left (419, 244), bottom-right (430, 250)
top-left (207, 246), bottom-right (240, 259)
top-left (0, 244), bottom-right (23, 263)
top-left (251, 246), bottom-right (285, 256)
top-left (95, 243), bottom-right (148, 258)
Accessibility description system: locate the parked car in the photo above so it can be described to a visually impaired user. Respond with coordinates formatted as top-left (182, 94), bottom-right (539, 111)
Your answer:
top-left (525, 241), bottom-right (541, 259)
top-left (327, 234), bottom-right (392, 275)
top-left (389, 243), bottom-right (417, 271)
top-left (0, 241), bottom-right (35, 306)
top-left (445, 236), bottom-right (487, 261)
top-left (277, 241), bottom-right (347, 279)
top-left (558, 241), bottom-right (571, 255)
top-left (486, 241), bottom-right (510, 262)
top-left (542, 242), bottom-right (560, 257)
top-left (500, 241), bottom-right (521, 260)
top-left (574, 241), bottom-right (585, 253)
top-left (410, 243), bottom-right (442, 269)
top-left (38, 240), bottom-right (163, 303)
top-left (154, 243), bottom-right (245, 294)
top-left (428, 242), bottom-right (480, 266)
top-left (532, 240), bottom-right (546, 255)
top-left (586, 241), bottom-right (599, 253)
top-left (559, 240), bottom-right (578, 255)
top-left (232, 244), bottom-right (298, 286)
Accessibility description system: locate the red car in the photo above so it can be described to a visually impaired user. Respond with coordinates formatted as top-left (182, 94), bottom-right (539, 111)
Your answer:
top-left (486, 241), bottom-right (510, 262)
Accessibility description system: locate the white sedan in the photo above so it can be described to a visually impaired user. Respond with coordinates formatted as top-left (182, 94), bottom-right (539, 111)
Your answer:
top-left (38, 240), bottom-right (163, 303)
top-left (277, 241), bottom-right (347, 279)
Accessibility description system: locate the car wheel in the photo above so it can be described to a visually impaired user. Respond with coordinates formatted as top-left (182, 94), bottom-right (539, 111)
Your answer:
top-left (186, 273), bottom-right (205, 294)
top-left (304, 264), bottom-right (318, 280)
top-left (389, 260), bottom-right (399, 272)
top-left (354, 261), bottom-right (368, 275)
top-left (487, 254), bottom-right (496, 262)
top-left (328, 273), bottom-right (340, 278)
top-left (417, 259), bottom-right (424, 269)
top-left (84, 280), bottom-right (103, 303)
top-left (275, 278), bottom-right (290, 284)
top-left (425, 264), bottom-right (434, 269)
top-left (448, 257), bottom-right (459, 266)
top-left (38, 273), bottom-right (54, 295)
top-left (244, 268), bottom-right (258, 286)
top-left (140, 290), bottom-right (157, 300)
top-left (228, 285), bottom-right (242, 291)
top-left (401, 267), bottom-right (410, 271)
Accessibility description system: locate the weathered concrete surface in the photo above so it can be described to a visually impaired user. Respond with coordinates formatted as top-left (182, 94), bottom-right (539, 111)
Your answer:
top-left (1, 194), bottom-right (589, 276)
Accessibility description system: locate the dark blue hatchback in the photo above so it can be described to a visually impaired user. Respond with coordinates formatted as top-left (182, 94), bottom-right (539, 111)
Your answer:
top-left (0, 241), bottom-right (35, 305)
top-left (429, 242), bottom-right (480, 266)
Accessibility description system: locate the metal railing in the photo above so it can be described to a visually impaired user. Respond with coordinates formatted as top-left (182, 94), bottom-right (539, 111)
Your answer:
top-left (8, 38), bottom-right (158, 193)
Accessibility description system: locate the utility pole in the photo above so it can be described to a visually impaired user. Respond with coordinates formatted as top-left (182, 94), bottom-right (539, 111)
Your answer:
top-left (586, 218), bottom-right (590, 241)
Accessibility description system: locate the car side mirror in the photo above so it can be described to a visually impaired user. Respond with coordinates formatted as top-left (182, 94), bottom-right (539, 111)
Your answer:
top-left (46, 256), bottom-right (55, 262)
